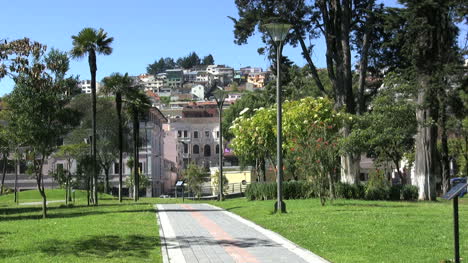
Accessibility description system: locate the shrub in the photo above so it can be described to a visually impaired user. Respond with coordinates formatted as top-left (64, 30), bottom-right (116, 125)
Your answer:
top-left (245, 181), bottom-right (316, 200)
top-left (365, 186), bottom-right (390, 200)
top-left (335, 182), bottom-right (365, 199)
top-left (401, 185), bottom-right (419, 201)
top-left (389, 185), bottom-right (402, 201)
top-left (335, 182), bottom-right (353, 199)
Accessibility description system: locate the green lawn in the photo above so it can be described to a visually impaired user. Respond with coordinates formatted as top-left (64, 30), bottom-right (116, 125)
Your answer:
top-left (1, 190), bottom-right (467, 262)
top-left (0, 190), bottom-right (175, 263)
top-left (209, 198), bottom-right (468, 263)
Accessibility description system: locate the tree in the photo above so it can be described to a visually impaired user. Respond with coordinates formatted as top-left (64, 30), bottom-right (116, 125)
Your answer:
top-left (176, 52), bottom-right (201, 69)
top-left (283, 97), bottom-right (343, 203)
top-left (5, 48), bottom-right (79, 218)
top-left (182, 163), bottom-right (206, 199)
top-left (68, 95), bottom-right (124, 199)
top-left (344, 79), bottom-right (417, 184)
top-left (54, 143), bottom-right (88, 205)
top-left (229, 106), bottom-right (277, 182)
top-left (0, 125), bottom-right (10, 195)
top-left (202, 54), bottom-right (215, 65)
top-left (71, 27), bottom-right (114, 205)
top-left (125, 157), bottom-right (150, 198)
top-left (147, 57), bottom-right (176, 75)
top-left (231, 0), bottom-right (382, 183)
top-left (397, 0), bottom-right (461, 200)
top-left (101, 73), bottom-right (134, 201)
top-left (222, 90), bottom-right (271, 141)
top-left (125, 89), bottom-right (151, 201)
top-left (212, 171), bottom-right (229, 195)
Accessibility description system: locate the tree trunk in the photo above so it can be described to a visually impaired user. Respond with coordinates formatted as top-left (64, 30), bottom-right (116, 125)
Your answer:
top-left (133, 110), bottom-right (140, 202)
top-left (38, 184), bottom-right (47, 219)
top-left (260, 157), bottom-right (266, 182)
top-left (340, 125), bottom-right (361, 184)
top-left (86, 175), bottom-right (90, 206)
top-left (440, 96), bottom-right (450, 195)
top-left (0, 153), bottom-right (7, 195)
top-left (357, 0), bottom-right (374, 115)
top-left (328, 172), bottom-right (335, 200)
top-left (413, 79), bottom-right (438, 200)
top-left (104, 167), bottom-right (110, 194)
top-left (295, 30), bottom-right (326, 95)
top-left (14, 156), bottom-right (18, 203)
top-left (88, 49), bottom-right (98, 206)
top-left (116, 93), bottom-right (123, 202)
top-left (37, 155), bottom-right (47, 218)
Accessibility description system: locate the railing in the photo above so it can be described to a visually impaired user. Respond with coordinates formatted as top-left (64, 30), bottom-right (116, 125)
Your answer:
top-left (169, 182), bottom-right (251, 199)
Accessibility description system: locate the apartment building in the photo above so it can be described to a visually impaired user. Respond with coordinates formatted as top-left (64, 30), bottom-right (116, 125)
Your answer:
top-left (164, 117), bottom-right (221, 169)
top-left (78, 80), bottom-right (101, 94)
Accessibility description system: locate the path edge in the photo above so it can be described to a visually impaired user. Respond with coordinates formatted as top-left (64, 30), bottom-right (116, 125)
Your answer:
top-left (204, 203), bottom-right (330, 263)
top-left (154, 204), bottom-right (171, 263)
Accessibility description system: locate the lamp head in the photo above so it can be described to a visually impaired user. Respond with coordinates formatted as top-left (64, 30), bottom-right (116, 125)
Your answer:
top-left (264, 23), bottom-right (292, 42)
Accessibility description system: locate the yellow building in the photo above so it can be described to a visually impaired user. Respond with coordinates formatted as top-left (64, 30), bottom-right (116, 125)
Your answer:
top-left (209, 166), bottom-right (254, 195)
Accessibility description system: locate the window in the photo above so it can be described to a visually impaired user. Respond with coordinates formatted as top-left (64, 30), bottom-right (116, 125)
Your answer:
top-left (178, 130), bottom-right (182, 137)
top-left (216, 144), bottom-right (220, 154)
top-left (193, 145), bottom-right (199, 154)
top-left (204, 145), bottom-right (211, 157)
top-left (114, 163), bottom-right (120, 174)
top-left (184, 130), bottom-right (188, 138)
top-left (183, 144), bottom-right (188, 153)
top-left (216, 131), bottom-right (220, 138)
top-left (139, 162), bottom-right (143, 174)
top-left (205, 131), bottom-right (210, 138)
top-left (193, 131), bottom-right (199, 138)
top-left (56, 163), bottom-right (64, 172)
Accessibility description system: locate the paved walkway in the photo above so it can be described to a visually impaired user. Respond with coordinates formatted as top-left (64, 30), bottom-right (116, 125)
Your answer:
top-left (156, 203), bottom-right (329, 263)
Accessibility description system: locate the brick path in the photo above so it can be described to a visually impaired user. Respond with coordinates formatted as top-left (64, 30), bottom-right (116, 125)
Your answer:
top-left (156, 203), bottom-right (329, 263)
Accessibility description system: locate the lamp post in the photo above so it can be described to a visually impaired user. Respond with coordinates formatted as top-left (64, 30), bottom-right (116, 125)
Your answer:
top-left (213, 87), bottom-right (227, 201)
top-left (264, 22), bottom-right (292, 213)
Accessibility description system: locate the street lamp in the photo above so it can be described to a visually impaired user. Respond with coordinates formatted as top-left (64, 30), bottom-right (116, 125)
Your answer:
top-left (264, 22), bottom-right (292, 213)
top-left (213, 87), bottom-right (227, 201)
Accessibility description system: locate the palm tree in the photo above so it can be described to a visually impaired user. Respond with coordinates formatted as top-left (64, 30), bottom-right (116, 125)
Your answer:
top-left (71, 28), bottom-right (113, 205)
top-left (125, 89), bottom-right (151, 201)
top-left (101, 73), bottom-right (133, 202)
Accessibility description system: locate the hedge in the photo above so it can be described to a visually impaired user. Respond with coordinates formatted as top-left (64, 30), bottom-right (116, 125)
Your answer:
top-left (245, 181), bottom-right (419, 201)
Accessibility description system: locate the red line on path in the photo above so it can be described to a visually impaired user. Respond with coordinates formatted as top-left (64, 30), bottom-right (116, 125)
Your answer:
top-left (179, 204), bottom-right (260, 263)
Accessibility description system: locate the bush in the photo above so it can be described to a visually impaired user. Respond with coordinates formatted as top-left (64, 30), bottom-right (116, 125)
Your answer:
top-left (401, 185), bottom-right (418, 201)
top-left (365, 186), bottom-right (390, 200)
top-left (389, 185), bottom-right (402, 201)
top-left (335, 182), bottom-right (365, 199)
top-left (245, 181), bottom-right (316, 201)
top-left (245, 180), bottom-right (419, 202)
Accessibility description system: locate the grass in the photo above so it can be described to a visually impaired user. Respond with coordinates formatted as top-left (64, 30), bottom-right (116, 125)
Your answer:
top-left (0, 189), bottom-right (187, 263)
top-left (2, 189), bottom-right (467, 262)
top-left (209, 197), bottom-right (468, 263)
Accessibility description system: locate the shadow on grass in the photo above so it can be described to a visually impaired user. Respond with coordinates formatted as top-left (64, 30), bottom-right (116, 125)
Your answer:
top-left (0, 205), bottom-right (156, 221)
top-left (0, 249), bottom-right (19, 258)
top-left (37, 235), bottom-right (159, 259)
top-left (225, 206), bottom-right (243, 211)
top-left (332, 202), bottom-right (408, 208)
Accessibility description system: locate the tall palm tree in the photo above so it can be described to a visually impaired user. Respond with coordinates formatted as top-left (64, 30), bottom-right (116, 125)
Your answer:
top-left (71, 28), bottom-right (113, 205)
top-left (125, 89), bottom-right (151, 201)
top-left (101, 73), bottom-right (133, 202)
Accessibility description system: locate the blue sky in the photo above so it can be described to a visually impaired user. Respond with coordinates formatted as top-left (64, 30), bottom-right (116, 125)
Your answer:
top-left (1, 0), bottom-right (466, 96)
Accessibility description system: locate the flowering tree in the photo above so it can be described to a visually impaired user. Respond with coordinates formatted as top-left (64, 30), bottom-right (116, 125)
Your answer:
top-left (283, 97), bottom-right (343, 205)
top-left (229, 107), bottom-right (277, 181)
top-left (230, 97), bottom-right (343, 205)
